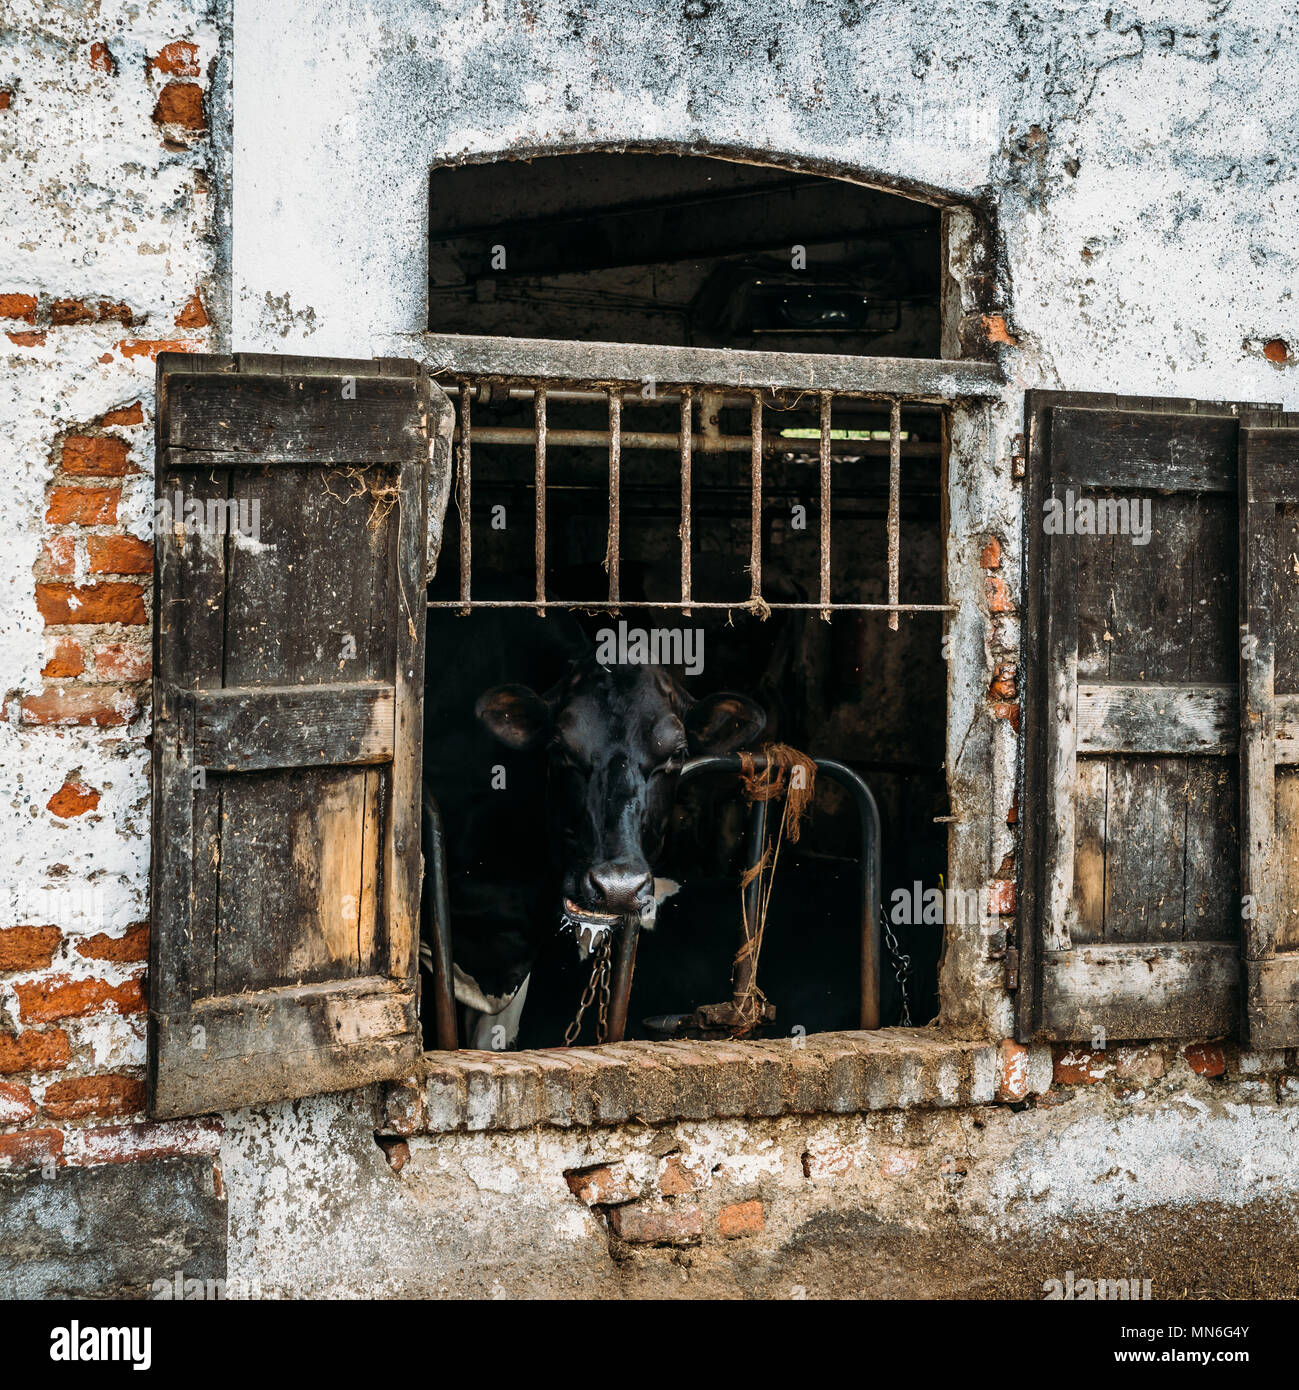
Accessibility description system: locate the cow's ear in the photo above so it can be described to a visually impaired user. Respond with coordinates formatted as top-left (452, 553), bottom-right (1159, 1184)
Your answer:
top-left (475, 684), bottom-right (552, 750)
top-left (683, 692), bottom-right (767, 755)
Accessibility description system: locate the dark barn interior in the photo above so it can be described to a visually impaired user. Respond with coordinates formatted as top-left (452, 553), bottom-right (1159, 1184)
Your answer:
top-left (423, 154), bottom-right (949, 1047)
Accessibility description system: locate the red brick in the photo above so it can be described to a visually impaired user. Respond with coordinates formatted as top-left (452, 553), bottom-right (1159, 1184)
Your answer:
top-left (0, 1081), bottom-right (36, 1123)
top-left (996, 1040), bottom-right (1030, 1102)
top-left (36, 582), bottom-right (146, 626)
top-left (1114, 1046), bottom-right (1167, 1084)
top-left (87, 535), bottom-right (152, 574)
top-left (0, 925), bottom-right (61, 972)
top-left (61, 435), bottom-right (133, 477)
top-left (989, 662), bottom-right (1017, 699)
top-left (1052, 1047), bottom-right (1113, 1086)
top-left (117, 338), bottom-right (198, 360)
top-left (76, 923), bottom-right (148, 963)
top-left (982, 313), bottom-right (1019, 346)
top-left (15, 974), bottom-right (144, 1023)
top-left (98, 400), bottom-right (144, 427)
top-left (565, 1162), bottom-right (638, 1206)
top-left (7, 329), bottom-right (46, 347)
top-left (985, 575), bottom-right (1015, 614)
top-left (66, 1119), bottom-right (220, 1167)
top-left (718, 1200), bottom-right (764, 1238)
top-left (153, 82), bottom-right (205, 130)
top-left (88, 41), bottom-right (117, 75)
top-left (45, 486), bottom-right (119, 526)
top-left (988, 879), bottom-right (1016, 916)
top-left (0, 1128), bottom-right (63, 1170)
top-left (40, 536), bottom-right (76, 576)
top-left (608, 1203), bottom-right (702, 1246)
top-left (0, 89), bottom-right (11, 111)
top-left (658, 1154), bottom-right (702, 1195)
top-left (979, 536), bottom-right (1002, 569)
top-left (47, 780), bottom-right (101, 819)
top-left (1263, 339), bottom-right (1289, 365)
top-left (0, 1030), bottom-right (70, 1074)
top-left (990, 701), bottom-right (1021, 733)
top-left (175, 289), bottom-right (209, 329)
top-left (96, 301), bottom-right (133, 327)
top-left (41, 637), bottom-right (84, 679)
top-left (1185, 1043), bottom-right (1226, 1078)
top-left (42, 1074), bottom-right (145, 1121)
top-left (92, 642), bottom-right (151, 682)
top-left (50, 298), bottom-right (95, 326)
top-left (21, 688), bottom-right (137, 727)
top-left (0, 292), bottom-right (37, 323)
top-left (150, 41), bottom-right (200, 76)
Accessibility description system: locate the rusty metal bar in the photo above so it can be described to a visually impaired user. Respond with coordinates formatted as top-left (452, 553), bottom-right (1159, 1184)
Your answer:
top-left (428, 599), bottom-right (956, 612)
top-left (749, 393), bottom-right (763, 605)
top-left (887, 397), bottom-right (901, 632)
top-left (819, 391), bottom-right (832, 622)
top-left (422, 788), bottom-right (458, 1051)
top-left (452, 424), bottom-right (939, 457)
top-left (534, 387), bottom-right (547, 613)
top-left (607, 390), bottom-right (621, 606)
top-left (457, 380), bottom-right (472, 614)
top-left (680, 388), bottom-right (693, 616)
top-left (605, 917), bottom-right (639, 1044)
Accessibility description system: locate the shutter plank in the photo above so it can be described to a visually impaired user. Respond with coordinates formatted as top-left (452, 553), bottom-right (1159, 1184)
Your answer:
top-left (149, 353), bottom-right (433, 1119)
top-left (1240, 416), bottom-right (1299, 1046)
top-left (166, 372), bottom-right (426, 463)
top-left (191, 683), bottom-right (395, 771)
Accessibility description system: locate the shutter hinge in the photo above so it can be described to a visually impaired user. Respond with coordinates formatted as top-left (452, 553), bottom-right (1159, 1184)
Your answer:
top-left (1003, 946), bottom-right (1020, 991)
top-left (1010, 433), bottom-right (1027, 480)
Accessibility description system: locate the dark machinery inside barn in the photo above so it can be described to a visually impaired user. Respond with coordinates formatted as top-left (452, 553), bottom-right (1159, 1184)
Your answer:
top-left (422, 153), bottom-right (949, 1049)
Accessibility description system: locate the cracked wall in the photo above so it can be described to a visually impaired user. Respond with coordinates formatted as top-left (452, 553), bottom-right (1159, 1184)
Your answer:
top-left (3, 0), bottom-right (1298, 1297)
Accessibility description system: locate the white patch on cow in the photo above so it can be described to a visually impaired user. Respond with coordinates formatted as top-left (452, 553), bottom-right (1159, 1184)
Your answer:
top-left (452, 962), bottom-right (521, 1016)
top-left (465, 975), bottom-right (530, 1050)
top-left (637, 876), bottom-right (679, 932)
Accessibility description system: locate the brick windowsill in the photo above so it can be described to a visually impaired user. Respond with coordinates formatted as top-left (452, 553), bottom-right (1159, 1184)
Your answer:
top-left (408, 1030), bottom-right (1004, 1134)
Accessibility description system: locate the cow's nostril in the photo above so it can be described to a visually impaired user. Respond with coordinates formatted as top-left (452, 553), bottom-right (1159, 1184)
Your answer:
top-left (587, 862), bottom-right (654, 913)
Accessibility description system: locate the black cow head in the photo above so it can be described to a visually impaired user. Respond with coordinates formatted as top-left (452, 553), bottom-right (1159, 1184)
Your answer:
top-left (475, 659), bottom-right (765, 951)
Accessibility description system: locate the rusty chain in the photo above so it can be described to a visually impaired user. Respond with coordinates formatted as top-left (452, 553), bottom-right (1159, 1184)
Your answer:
top-left (563, 931), bottom-right (613, 1047)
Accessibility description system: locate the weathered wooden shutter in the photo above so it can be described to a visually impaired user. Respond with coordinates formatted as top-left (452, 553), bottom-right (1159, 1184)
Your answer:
top-left (148, 353), bottom-right (433, 1117)
top-left (1019, 391), bottom-right (1274, 1043)
top-left (1239, 413), bottom-right (1299, 1047)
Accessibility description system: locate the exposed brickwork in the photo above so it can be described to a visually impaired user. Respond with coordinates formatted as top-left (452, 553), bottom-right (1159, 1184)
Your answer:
top-left (718, 1200), bottom-right (764, 1237)
top-left (45, 486), bottom-right (119, 525)
top-left (0, 1030), bottom-right (71, 1075)
top-left (0, 1080), bottom-right (37, 1124)
top-left (0, 1128), bottom-right (64, 1170)
top-left (86, 535), bottom-right (152, 574)
top-left (41, 1074), bottom-right (146, 1121)
top-left (36, 582), bottom-right (146, 626)
top-left (15, 974), bottom-right (145, 1024)
top-left (1185, 1043), bottom-right (1227, 1078)
top-left (0, 925), bottom-right (61, 971)
top-left (609, 1203), bottom-right (703, 1246)
top-left (153, 81), bottom-right (205, 130)
top-left (61, 435), bottom-right (133, 476)
top-left (46, 780), bottom-right (101, 818)
top-left (75, 923), bottom-right (149, 963)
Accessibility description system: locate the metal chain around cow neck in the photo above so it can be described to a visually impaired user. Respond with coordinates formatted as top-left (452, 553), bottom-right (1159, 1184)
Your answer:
top-left (563, 931), bottom-right (614, 1047)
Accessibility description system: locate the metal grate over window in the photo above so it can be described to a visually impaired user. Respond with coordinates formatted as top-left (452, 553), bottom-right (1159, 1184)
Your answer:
top-left (429, 372), bottom-right (955, 628)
